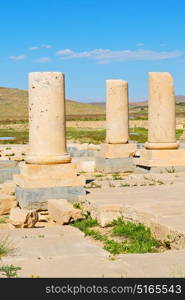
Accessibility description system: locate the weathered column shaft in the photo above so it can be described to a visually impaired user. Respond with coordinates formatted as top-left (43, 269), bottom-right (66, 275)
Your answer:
top-left (106, 80), bottom-right (129, 144)
top-left (145, 72), bottom-right (178, 150)
top-left (26, 72), bottom-right (71, 164)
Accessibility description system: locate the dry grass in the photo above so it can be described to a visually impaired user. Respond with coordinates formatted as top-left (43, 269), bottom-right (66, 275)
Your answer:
top-left (0, 87), bottom-right (105, 122)
top-left (1, 86), bottom-right (185, 123)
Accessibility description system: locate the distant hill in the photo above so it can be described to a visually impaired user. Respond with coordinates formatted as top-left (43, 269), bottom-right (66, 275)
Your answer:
top-left (176, 95), bottom-right (185, 103)
top-left (0, 87), bottom-right (105, 122)
top-left (89, 95), bottom-right (185, 108)
top-left (1, 86), bottom-right (185, 123)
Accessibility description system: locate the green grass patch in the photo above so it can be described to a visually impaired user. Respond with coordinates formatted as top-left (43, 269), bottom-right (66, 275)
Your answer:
top-left (72, 217), bottom-right (98, 233)
top-left (176, 129), bottom-right (183, 139)
top-left (0, 127), bottom-right (182, 145)
top-left (110, 218), bottom-right (160, 254)
top-left (0, 217), bottom-right (7, 224)
top-left (0, 128), bottom-right (28, 144)
top-left (72, 217), bottom-right (164, 255)
top-left (66, 127), bottom-right (106, 144)
top-left (72, 202), bottom-right (82, 209)
top-left (0, 264), bottom-right (21, 278)
top-left (129, 127), bottom-right (147, 143)
top-left (112, 173), bottom-right (123, 180)
top-left (130, 128), bottom-right (183, 144)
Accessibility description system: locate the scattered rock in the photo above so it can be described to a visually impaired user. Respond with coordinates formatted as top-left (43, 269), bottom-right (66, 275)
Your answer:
top-left (38, 212), bottom-right (48, 222)
top-left (91, 204), bottom-right (123, 227)
top-left (0, 193), bottom-right (17, 215)
top-left (78, 160), bottom-right (95, 172)
top-left (87, 144), bottom-right (101, 151)
top-left (9, 207), bottom-right (39, 228)
top-left (48, 199), bottom-right (83, 225)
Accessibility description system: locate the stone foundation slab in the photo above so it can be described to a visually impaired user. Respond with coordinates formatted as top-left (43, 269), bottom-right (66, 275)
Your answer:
top-left (0, 160), bottom-right (18, 169)
top-left (95, 157), bottom-right (135, 173)
top-left (16, 186), bottom-right (86, 210)
top-left (0, 167), bottom-right (20, 184)
top-left (98, 143), bottom-right (137, 159)
top-left (137, 149), bottom-right (185, 167)
top-left (14, 162), bottom-right (85, 188)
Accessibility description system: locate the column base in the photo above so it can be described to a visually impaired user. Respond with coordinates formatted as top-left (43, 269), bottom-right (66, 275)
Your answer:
top-left (14, 162), bottom-right (85, 210)
top-left (16, 186), bottom-right (85, 210)
top-left (136, 149), bottom-right (185, 167)
top-left (145, 142), bottom-right (179, 150)
top-left (95, 157), bottom-right (135, 173)
top-left (25, 153), bottom-right (71, 164)
top-left (98, 143), bottom-right (137, 159)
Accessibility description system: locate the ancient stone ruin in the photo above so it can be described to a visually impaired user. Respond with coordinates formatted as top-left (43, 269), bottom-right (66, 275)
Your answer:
top-left (137, 72), bottom-right (185, 169)
top-left (14, 72), bottom-right (85, 210)
top-left (95, 79), bottom-right (136, 173)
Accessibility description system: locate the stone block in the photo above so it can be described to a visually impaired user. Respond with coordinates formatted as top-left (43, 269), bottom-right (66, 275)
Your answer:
top-left (95, 157), bottom-right (135, 173)
top-left (16, 186), bottom-right (86, 210)
top-left (48, 199), bottom-right (83, 224)
top-left (38, 212), bottom-right (48, 222)
top-left (137, 149), bottom-right (185, 167)
top-left (14, 162), bottom-right (85, 188)
top-left (91, 204), bottom-right (123, 227)
top-left (77, 160), bottom-right (95, 172)
top-left (9, 207), bottom-right (38, 228)
top-left (67, 147), bottom-right (96, 157)
top-left (98, 143), bottom-right (137, 159)
top-left (0, 193), bottom-right (17, 215)
top-left (0, 160), bottom-right (18, 169)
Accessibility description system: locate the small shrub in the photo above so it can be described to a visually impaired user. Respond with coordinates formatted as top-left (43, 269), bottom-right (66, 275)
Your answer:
top-left (0, 264), bottom-right (21, 278)
top-left (164, 240), bottom-right (171, 249)
top-left (73, 202), bottom-right (82, 209)
top-left (73, 217), bottom-right (163, 255)
top-left (87, 182), bottom-right (101, 188)
top-left (0, 217), bottom-right (7, 224)
top-left (112, 173), bottom-right (123, 180)
top-left (0, 237), bottom-right (14, 258)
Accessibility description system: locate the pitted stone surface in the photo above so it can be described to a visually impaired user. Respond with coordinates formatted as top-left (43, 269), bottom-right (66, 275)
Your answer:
top-left (1, 226), bottom-right (185, 277)
top-left (87, 182), bottom-right (185, 248)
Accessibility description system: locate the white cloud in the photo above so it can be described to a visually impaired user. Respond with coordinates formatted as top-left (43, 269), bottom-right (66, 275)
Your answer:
top-left (9, 55), bottom-right (26, 61)
top-left (29, 45), bottom-right (52, 50)
top-left (56, 48), bottom-right (182, 64)
top-left (136, 42), bottom-right (144, 46)
top-left (41, 44), bottom-right (52, 49)
top-left (29, 46), bottom-right (40, 51)
top-left (56, 49), bottom-right (74, 55)
top-left (35, 57), bottom-right (51, 63)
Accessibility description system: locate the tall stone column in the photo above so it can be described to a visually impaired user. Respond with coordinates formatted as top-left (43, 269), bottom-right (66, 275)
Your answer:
top-left (145, 72), bottom-right (178, 150)
top-left (136, 72), bottom-right (185, 170)
top-left (26, 72), bottom-right (71, 164)
top-left (95, 79), bottom-right (136, 173)
top-left (14, 72), bottom-right (85, 210)
top-left (106, 80), bottom-right (129, 144)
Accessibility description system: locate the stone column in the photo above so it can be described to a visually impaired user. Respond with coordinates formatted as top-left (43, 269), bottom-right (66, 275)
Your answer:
top-left (145, 72), bottom-right (178, 150)
top-left (106, 80), bottom-right (129, 144)
top-left (96, 79), bottom-right (136, 173)
top-left (26, 72), bottom-right (71, 164)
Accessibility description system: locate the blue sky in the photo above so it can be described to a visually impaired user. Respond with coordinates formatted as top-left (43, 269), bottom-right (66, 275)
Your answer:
top-left (0, 0), bottom-right (185, 102)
